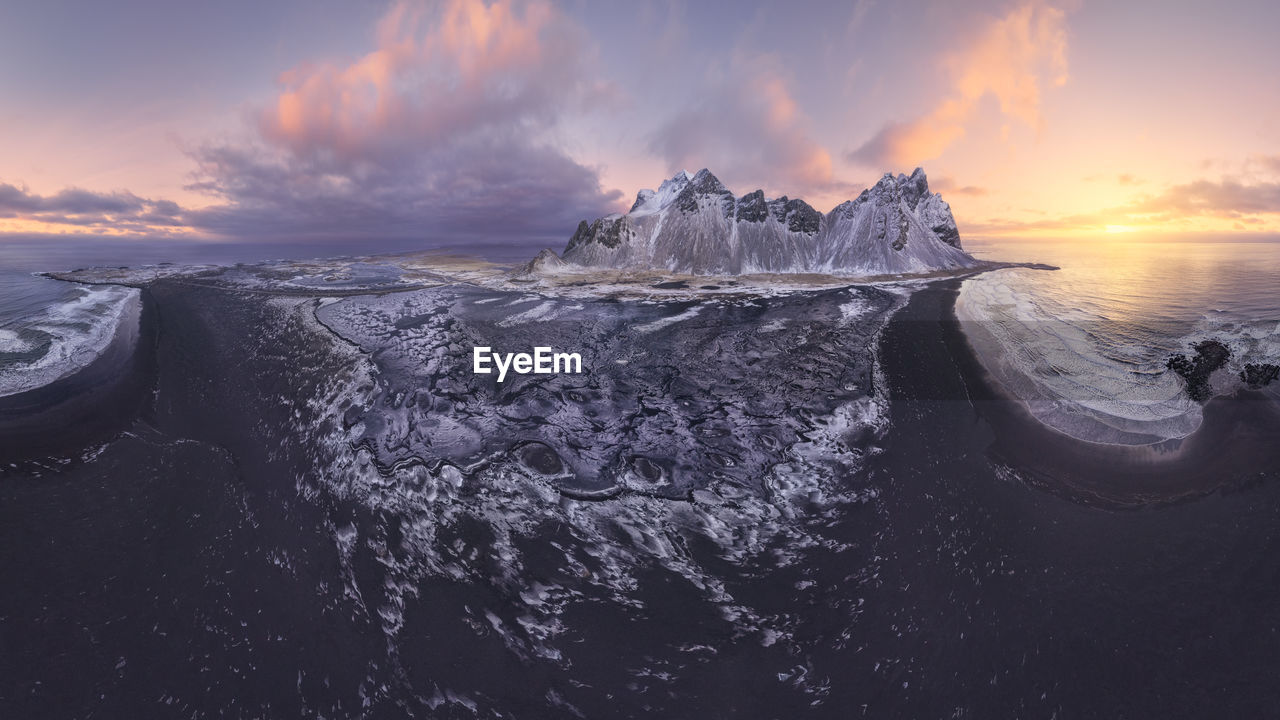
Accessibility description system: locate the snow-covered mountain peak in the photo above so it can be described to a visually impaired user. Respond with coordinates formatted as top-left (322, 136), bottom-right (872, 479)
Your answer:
top-left (897, 167), bottom-right (932, 210)
top-left (629, 169), bottom-right (694, 216)
top-left (555, 167), bottom-right (975, 275)
top-left (674, 168), bottom-right (733, 216)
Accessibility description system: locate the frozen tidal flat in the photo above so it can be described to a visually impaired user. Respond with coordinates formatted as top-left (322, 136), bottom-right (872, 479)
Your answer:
top-left (305, 278), bottom-right (905, 658)
top-left (41, 255), bottom-right (912, 694)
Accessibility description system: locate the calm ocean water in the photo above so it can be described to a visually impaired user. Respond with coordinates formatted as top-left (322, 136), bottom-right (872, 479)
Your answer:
top-left (960, 238), bottom-right (1280, 443)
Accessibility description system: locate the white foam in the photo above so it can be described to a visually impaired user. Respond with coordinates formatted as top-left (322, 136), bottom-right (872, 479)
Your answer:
top-left (957, 270), bottom-right (1201, 444)
top-left (0, 329), bottom-right (35, 353)
top-left (839, 297), bottom-right (872, 321)
top-left (495, 300), bottom-right (583, 327)
top-left (0, 284), bottom-right (140, 397)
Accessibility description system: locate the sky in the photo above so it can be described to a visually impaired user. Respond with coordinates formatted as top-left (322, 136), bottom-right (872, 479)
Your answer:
top-left (2, 0), bottom-right (1279, 251)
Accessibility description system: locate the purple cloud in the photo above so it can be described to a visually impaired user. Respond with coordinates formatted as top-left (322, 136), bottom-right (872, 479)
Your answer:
top-left (646, 53), bottom-right (838, 198)
top-left (182, 0), bottom-right (621, 244)
top-left (0, 182), bottom-right (186, 230)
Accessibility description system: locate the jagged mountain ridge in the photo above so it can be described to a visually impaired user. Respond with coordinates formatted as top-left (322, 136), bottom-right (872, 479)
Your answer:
top-left (554, 167), bottom-right (976, 275)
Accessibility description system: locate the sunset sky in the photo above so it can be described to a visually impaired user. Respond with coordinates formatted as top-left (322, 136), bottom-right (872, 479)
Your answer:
top-left (2, 0), bottom-right (1279, 248)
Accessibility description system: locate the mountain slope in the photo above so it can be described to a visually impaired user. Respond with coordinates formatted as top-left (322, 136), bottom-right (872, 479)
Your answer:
top-left (555, 168), bottom-right (977, 275)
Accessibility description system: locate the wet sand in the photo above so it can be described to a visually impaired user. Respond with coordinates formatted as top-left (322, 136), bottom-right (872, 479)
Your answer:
top-left (860, 278), bottom-right (1280, 717)
top-left (0, 281), bottom-right (381, 719)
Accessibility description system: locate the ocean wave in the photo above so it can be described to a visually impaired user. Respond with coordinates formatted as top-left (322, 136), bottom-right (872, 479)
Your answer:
top-left (957, 270), bottom-right (1202, 444)
top-left (0, 284), bottom-right (140, 398)
top-left (957, 262), bottom-right (1280, 445)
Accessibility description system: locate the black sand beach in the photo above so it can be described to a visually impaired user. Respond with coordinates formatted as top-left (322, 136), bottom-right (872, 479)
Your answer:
top-left (943, 280), bottom-right (1280, 507)
top-left (2, 276), bottom-right (1280, 718)
top-left (854, 279), bottom-right (1280, 716)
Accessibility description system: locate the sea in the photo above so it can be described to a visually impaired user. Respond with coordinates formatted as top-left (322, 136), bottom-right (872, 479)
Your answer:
top-left (960, 237), bottom-right (1280, 444)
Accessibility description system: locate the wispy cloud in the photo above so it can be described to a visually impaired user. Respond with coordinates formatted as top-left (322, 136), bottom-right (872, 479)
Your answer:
top-left (1250, 154), bottom-right (1280, 176)
top-left (929, 175), bottom-right (988, 197)
top-left (1131, 177), bottom-right (1280, 218)
top-left (848, 1), bottom-right (1069, 169)
top-left (970, 173), bottom-right (1280, 235)
top-left (647, 52), bottom-right (837, 197)
top-left (1083, 173), bottom-right (1145, 186)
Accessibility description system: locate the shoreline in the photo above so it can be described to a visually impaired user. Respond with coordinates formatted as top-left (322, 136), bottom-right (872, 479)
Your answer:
top-left (10, 265), bottom-right (1274, 507)
top-left (0, 289), bottom-right (156, 464)
top-left (919, 278), bottom-right (1280, 507)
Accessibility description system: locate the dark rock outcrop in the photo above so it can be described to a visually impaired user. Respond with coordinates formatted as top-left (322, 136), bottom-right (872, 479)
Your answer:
top-left (1166, 340), bottom-right (1231, 402)
top-left (565, 217), bottom-right (634, 253)
top-left (1240, 363), bottom-right (1280, 389)
top-left (735, 190), bottom-right (769, 223)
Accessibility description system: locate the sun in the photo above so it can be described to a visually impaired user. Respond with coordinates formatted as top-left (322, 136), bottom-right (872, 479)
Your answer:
top-left (1105, 224), bottom-right (1137, 234)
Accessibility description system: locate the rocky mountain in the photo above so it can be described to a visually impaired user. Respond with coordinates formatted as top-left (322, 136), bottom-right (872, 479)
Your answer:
top-left (552, 167), bottom-right (977, 275)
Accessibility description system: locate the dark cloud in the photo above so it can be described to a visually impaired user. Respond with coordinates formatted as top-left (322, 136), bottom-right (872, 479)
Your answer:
top-left (2, 0), bottom-right (623, 245)
top-left (179, 0), bottom-right (621, 245)
top-left (184, 131), bottom-right (620, 242)
top-left (0, 182), bottom-right (186, 230)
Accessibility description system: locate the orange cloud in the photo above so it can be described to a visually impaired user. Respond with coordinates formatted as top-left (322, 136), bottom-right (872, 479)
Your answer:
top-left (849, 1), bottom-right (1069, 169)
top-left (930, 175), bottom-right (988, 196)
top-left (967, 174), bottom-right (1280, 236)
top-left (183, 0), bottom-right (622, 242)
top-left (258, 0), bottom-right (588, 162)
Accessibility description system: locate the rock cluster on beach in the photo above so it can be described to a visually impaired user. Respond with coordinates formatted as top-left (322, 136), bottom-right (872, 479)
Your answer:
top-left (1166, 340), bottom-right (1231, 402)
top-left (1240, 362), bottom-right (1280, 389)
top-left (1166, 340), bottom-right (1280, 400)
